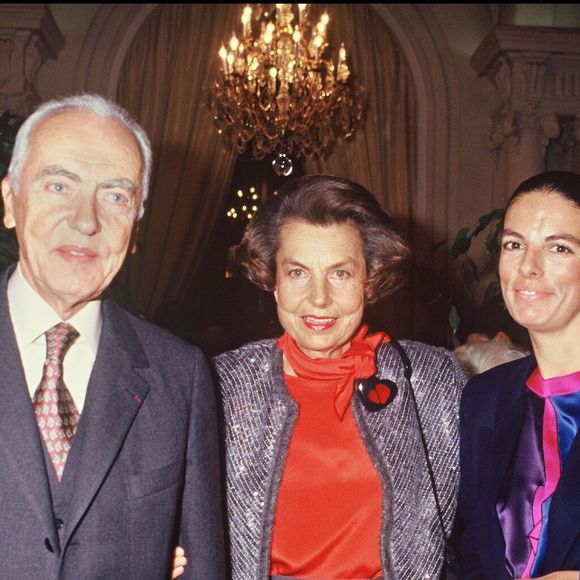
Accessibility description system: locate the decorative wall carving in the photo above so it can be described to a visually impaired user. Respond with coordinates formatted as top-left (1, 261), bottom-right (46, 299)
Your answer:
top-left (0, 4), bottom-right (63, 115)
top-left (473, 24), bottom-right (580, 194)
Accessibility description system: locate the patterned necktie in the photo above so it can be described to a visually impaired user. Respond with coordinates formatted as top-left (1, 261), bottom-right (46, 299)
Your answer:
top-left (33, 322), bottom-right (80, 481)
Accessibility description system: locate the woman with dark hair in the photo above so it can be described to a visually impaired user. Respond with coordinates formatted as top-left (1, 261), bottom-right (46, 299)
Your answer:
top-left (212, 174), bottom-right (466, 579)
top-left (456, 171), bottom-right (580, 579)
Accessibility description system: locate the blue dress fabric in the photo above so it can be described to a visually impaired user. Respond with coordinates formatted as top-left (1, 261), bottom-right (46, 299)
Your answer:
top-left (496, 369), bottom-right (580, 577)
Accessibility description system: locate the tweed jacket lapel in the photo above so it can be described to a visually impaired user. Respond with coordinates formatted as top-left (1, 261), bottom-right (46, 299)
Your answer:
top-left (61, 300), bottom-right (151, 550)
top-left (355, 341), bottom-right (463, 580)
top-left (246, 345), bottom-right (298, 580)
top-left (0, 267), bottom-right (57, 543)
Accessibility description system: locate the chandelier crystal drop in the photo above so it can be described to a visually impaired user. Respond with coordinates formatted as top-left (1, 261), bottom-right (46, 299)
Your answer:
top-left (208, 4), bottom-right (365, 174)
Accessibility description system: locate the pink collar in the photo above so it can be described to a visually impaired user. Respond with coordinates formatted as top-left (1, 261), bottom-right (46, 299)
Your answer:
top-left (526, 368), bottom-right (580, 398)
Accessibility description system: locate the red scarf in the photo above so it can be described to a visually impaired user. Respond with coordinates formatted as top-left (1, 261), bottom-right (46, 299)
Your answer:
top-left (277, 324), bottom-right (390, 419)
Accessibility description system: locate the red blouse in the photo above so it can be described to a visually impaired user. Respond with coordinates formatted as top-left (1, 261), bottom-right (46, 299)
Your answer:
top-left (270, 374), bottom-right (383, 579)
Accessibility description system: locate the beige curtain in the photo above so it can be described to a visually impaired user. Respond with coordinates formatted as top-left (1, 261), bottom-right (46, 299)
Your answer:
top-left (305, 4), bottom-right (417, 338)
top-left (115, 4), bottom-right (420, 338)
top-left (305, 4), bottom-right (416, 237)
top-left (116, 4), bottom-right (239, 319)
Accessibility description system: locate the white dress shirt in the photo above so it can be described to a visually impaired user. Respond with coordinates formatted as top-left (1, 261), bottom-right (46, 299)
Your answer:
top-left (7, 265), bottom-right (102, 412)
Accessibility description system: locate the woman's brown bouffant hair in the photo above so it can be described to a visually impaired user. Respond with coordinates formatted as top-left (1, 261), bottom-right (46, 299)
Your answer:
top-left (237, 174), bottom-right (411, 304)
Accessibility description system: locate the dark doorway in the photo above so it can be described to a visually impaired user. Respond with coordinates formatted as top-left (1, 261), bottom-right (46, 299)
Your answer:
top-left (155, 154), bottom-right (304, 357)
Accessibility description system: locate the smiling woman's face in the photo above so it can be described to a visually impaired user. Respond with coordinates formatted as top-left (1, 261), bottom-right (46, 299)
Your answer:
top-left (499, 190), bottom-right (580, 341)
top-left (274, 220), bottom-right (366, 359)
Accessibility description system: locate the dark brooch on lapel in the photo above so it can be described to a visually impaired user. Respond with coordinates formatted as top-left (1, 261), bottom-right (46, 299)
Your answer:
top-left (356, 377), bottom-right (398, 412)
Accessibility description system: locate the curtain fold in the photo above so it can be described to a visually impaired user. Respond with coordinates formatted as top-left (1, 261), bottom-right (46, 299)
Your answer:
top-left (304, 4), bottom-right (416, 238)
top-left (304, 4), bottom-right (417, 338)
top-left (115, 4), bottom-right (419, 338)
top-left (116, 4), bottom-right (239, 319)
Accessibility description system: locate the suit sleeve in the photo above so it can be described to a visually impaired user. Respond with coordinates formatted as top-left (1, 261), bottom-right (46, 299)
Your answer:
top-left (180, 350), bottom-right (226, 580)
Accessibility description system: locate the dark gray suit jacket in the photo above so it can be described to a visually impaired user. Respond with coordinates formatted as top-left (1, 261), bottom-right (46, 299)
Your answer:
top-left (0, 267), bottom-right (226, 579)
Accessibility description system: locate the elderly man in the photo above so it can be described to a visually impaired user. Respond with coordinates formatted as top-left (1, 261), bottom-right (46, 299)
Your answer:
top-left (0, 94), bottom-right (225, 579)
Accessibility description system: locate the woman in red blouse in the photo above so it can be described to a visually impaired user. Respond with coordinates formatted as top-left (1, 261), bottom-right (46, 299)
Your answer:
top-left (176, 175), bottom-right (466, 579)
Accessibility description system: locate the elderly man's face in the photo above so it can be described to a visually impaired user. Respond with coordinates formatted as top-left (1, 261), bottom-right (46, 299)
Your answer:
top-left (1, 109), bottom-right (143, 319)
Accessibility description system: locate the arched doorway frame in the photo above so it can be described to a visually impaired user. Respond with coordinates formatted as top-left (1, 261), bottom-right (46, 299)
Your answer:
top-left (74, 3), bottom-right (460, 250)
top-left (74, 3), bottom-right (461, 332)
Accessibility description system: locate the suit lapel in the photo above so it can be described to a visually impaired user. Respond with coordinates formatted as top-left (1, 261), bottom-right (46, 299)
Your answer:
top-left (487, 376), bottom-right (529, 501)
top-left (481, 357), bottom-right (536, 577)
top-left (0, 268), bottom-right (56, 537)
top-left (478, 393), bottom-right (524, 578)
top-left (62, 301), bottom-right (150, 549)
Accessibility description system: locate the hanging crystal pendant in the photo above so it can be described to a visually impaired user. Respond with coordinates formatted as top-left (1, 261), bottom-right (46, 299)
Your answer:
top-left (272, 151), bottom-right (293, 177)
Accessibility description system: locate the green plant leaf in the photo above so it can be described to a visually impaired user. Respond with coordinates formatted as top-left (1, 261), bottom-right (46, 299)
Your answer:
top-left (472, 208), bottom-right (505, 237)
top-left (446, 206), bottom-right (506, 341)
top-left (449, 305), bottom-right (460, 335)
top-left (449, 227), bottom-right (471, 262)
top-left (462, 265), bottom-right (478, 289)
top-left (466, 256), bottom-right (480, 281)
top-left (485, 220), bottom-right (504, 260)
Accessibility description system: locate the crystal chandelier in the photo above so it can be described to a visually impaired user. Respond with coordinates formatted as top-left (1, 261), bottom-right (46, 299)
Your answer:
top-left (207, 4), bottom-right (365, 176)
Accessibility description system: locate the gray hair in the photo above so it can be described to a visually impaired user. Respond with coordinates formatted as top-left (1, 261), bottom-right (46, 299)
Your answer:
top-left (7, 93), bottom-right (152, 219)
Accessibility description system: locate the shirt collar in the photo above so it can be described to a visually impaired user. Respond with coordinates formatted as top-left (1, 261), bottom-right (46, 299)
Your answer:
top-left (7, 263), bottom-right (102, 352)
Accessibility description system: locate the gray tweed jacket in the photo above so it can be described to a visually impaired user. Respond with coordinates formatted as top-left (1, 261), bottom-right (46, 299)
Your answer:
top-left (214, 339), bottom-right (466, 580)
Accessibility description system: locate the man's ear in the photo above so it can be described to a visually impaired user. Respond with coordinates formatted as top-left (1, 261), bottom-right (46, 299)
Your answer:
top-left (1, 178), bottom-right (16, 229)
top-left (273, 286), bottom-right (278, 303)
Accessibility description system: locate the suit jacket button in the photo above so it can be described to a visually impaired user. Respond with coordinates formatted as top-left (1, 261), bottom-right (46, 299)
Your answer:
top-left (44, 538), bottom-right (54, 552)
top-left (55, 518), bottom-right (64, 530)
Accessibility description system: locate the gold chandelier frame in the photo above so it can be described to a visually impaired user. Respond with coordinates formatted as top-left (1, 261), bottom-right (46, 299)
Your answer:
top-left (207, 4), bottom-right (365, 169)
